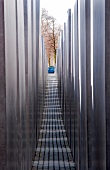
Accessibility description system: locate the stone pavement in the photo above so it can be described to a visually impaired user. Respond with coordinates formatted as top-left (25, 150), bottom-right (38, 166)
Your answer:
top-left (32, 74), bottom-right (75, 170)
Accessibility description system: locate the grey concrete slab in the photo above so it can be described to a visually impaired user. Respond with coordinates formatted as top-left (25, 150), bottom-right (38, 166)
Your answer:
top-left (105, 0), bottom-right (110, 169)
top-left (0, 0), bottom-right (6, 169)
top-left (92, 0), bottom-right (106, 169)
top-left (0, 0), bottom-right (44, 169)
top-left (74, 1), bottom-right (80, 170)
top-left (17, 0), bottom-right (27, 169)
top-left (78, 0), bottom-right (88, 169)
top-left (85, 0), bottom-right (92, 169)
top-left (4, 1), bottom-right (18, 169)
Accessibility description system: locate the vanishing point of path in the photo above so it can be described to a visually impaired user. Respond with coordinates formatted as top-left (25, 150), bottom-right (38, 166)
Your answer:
top-left (32, 74), bottom-right (75, 170)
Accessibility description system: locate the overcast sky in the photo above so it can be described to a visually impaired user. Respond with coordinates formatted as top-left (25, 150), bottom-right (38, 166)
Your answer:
top-left (41, 0), bottom-right (75, 25)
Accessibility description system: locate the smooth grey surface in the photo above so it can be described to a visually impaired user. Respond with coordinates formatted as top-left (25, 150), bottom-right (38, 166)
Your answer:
top-left (70, 13), bottom-right (75, 160)
top-left (32, 0), bottom-right (37, 151)
top-left (24, 0), bottom-right (30, 169)
top-left (74, 1), bottom-right (80, 170)
top-left (66, 9), bottom-right (70, 146)
top-left (4, 1), bottom-right (18, 169)
top-left (92, 0), bottom-right (106, 169)
top-left (78, 0), bottom-right (88, 169)
top-left (0, 0), bottom-right (6, 169)
top-left (57, 8), bottom-right (76, 169)
top-left (28, 0), bottom-right (36, 166)
top-left (63, 23), bottom-right (67, 128)
top-left (2, 0), bottom-right (45, 169)
top-left (85, 0), bottom-right (92, 169)
top-left (105, 0), bottom-right (110, 169)
top-left (56, 1), bottom-right (110, 170)
top-left (36, 0), bottom-right (40, 143)
top-left (17, 0), bottom-right (27, 169)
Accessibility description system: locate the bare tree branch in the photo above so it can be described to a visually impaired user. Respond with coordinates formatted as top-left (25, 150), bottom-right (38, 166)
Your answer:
top-left (41, 8), bottom-right (61, 66)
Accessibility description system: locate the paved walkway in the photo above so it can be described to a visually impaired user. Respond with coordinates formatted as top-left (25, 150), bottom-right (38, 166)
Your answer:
top-left (32, 74), bottom-right (75, 170)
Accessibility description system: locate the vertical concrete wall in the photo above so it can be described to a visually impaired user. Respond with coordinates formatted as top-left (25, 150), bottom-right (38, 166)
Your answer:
top-left (24, 0), bottom-right (30, 169)
top-left (63, 23), bottom-right (67, 128)
top-left (27, 0), bottom-right (34, 166)
top-left (57, 0), bottom-right (107, 170)
top-left (17, 0), bottom-right (27, 169)
top-left (78, 0), bottom-right (88, 169)
top-left (105, 1), bottom-right (110, 169)
top-left (36, 0), bottom-right (40, 142)
top-left (0, 0), bottom-right (47, 170)
top-left (4, 1), bottom-right (18, 169)
top-left (70, 13), bottom-right (75, 158)
top-left (85, 0), bottom-right (92, 169)
top-left (0, 0), bottom-right (6, 170)
top-left (74, 1), bottom-right (80, 169)
top-left (66, 9), bottom-right (71, 146)
top-left (92, 0), bottom-right (106, 169)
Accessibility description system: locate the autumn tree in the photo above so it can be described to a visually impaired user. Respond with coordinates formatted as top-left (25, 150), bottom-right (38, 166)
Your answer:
top-left (41, 8), bottom-right (61, 66)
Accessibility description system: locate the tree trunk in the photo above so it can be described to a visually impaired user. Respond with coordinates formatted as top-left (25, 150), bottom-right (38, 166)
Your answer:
top-left (54, 49), bottom-right (56, 64)
top-left (48, 57), bottom-right (50, 66)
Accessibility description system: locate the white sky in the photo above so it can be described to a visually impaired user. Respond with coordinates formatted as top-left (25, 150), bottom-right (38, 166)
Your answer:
top-left (41, 0), bottom-right (75, 26)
